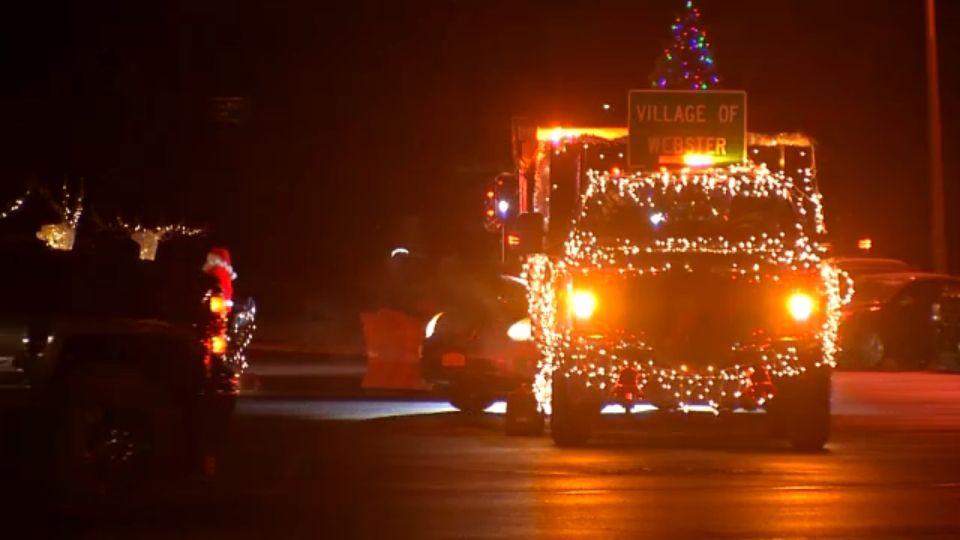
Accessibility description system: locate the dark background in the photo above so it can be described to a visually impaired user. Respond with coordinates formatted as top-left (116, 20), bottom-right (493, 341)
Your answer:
top-left (0, 0), bottom-right (958, 318)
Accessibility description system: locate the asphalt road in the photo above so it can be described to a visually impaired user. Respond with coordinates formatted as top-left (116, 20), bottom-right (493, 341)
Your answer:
top-left (24, 372), bottom-right (960, 539)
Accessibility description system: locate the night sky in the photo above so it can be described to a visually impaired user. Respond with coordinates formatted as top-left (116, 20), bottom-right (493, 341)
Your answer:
top-left (1, 0), bottom-right (958, 316)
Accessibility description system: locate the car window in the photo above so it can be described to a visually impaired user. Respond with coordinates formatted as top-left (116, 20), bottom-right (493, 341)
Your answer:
top-left (851, 277), bottom-right (910, 305)
top-left (895, 281), bottom-right (944, 307)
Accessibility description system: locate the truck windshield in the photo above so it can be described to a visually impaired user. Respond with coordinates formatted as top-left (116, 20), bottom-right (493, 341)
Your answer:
top-left (579, 189), bottom-right (805, 244)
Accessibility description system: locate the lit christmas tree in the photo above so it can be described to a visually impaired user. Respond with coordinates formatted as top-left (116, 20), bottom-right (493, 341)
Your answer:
top-left (649, 0), bottom-right (721, 90)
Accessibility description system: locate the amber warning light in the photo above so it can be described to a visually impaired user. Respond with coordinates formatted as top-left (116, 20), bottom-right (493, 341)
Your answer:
top-left (210, 335), bottom-right (228, 355)
top-left (209, 294), bottom-right (229, 315)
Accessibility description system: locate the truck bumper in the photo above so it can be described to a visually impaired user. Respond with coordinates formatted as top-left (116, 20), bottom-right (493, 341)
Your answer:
top-left (557, 336), bottom-right (825, 412)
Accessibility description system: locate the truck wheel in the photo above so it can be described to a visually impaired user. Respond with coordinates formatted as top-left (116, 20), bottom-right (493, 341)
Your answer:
top-left (504, 391), bottom-right (544, 436)
top-left (54, 370), bottom-right (187, 502)
top-left (550, 375), bottom-right (596, 447)
top-left (448, 388), bottom-right (496, 414)
top-left (767, 369), bottom-right (831, 452)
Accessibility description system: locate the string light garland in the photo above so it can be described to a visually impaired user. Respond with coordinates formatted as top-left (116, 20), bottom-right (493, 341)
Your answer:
top-left (523, 163), bottom-right (852, 412)
top-left (564, 165), bottom-right (828, 275)
top-left (227, 300), bottom-right (256, 372)
top-left (650, 0), bottom-right (721, 90)
top-left (37, 183), bottom-right (83, 251)
top-left (0, 189), bottom-right (30, 220)
top-left (117, 219), bottom-right (206, 261)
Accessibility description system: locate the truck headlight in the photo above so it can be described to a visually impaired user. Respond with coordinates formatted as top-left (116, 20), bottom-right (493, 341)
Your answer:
top-left (787, 292), bottom-right (816, 322)
top-left (571, 290), bottom-right (598, 320)
top-left (425, 312), bottom-right (443, 339)
top-left (507, 318), bottom-right (532, 341)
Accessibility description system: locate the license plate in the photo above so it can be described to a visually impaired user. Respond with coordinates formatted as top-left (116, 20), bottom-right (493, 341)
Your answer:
top-left (441, 352), bottom-right (466, 367)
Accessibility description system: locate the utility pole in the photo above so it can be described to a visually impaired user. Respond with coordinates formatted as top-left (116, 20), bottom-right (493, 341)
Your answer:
top-left (926, 0), bottom-right (948, 273)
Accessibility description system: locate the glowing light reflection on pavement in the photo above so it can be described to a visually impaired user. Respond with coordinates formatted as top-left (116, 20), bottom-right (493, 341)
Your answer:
top-left (237, 400), bottom-right (460, 421)
top-left (237, 399), bottom-right (774, 421)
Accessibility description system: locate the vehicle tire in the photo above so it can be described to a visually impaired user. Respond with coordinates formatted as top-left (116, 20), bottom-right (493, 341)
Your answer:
top-left (448, 388), bottom-right (496, 415)
top-left (504, 391), bottom-right (544, 436)
top-left (550, 374), bottom-right (597, 447)
top-left (53, 369), bottom-right (188, 504)
top-left (857, 331), bottom-right (888, 370)
top-left (767, 369), bottom-right (831, 452)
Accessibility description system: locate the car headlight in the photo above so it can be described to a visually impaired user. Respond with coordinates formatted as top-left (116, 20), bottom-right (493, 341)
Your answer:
top-left (787, 292), bottom-right (816, 322)
top-left (425, 312), bottom-right (443, 339)
top-left (507, 318), bottom-right (532, 341)
top-left (570, 289), bottom-right (598, 320)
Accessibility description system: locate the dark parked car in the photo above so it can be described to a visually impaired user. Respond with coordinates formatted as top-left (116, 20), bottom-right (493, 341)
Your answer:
top-left (933, 285), bottom-right (960, 366)
top-left (839, 272), bottom-right (960, 370)
top-left (0, 238), bottom-right (252, 502)
top-left (826, 257), bottom-right (914, 279)
top-left (420, 274), bottom-right (542, 433)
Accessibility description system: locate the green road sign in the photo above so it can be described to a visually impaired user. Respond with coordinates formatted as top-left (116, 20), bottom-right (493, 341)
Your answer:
top-left (628, 90), bottom-right (747, 169)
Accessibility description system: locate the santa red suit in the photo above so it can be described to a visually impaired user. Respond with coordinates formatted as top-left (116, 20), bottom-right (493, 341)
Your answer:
top-left (203, 247), bottom-right (237, 302)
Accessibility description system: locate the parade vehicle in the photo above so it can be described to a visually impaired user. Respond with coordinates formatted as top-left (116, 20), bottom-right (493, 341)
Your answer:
top-left (839, 272), bottom-right (960, 370)
top-left (523, 161), bottom-right (848, 450)
top-left (0, 237), bottom-right (255, 500)
top-left (502, 90), bottom-right (852, 449)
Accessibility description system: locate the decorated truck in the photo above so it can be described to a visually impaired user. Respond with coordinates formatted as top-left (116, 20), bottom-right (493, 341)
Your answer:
top-left (497, 90), bottom-right (850, 448)
top-left (524, 162), bottom-right (851, 450)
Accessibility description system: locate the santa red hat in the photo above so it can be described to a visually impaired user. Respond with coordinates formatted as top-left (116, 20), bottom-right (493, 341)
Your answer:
top-left (204, 247), bottom-right (237, 280)
top-left (209, 247), bottom-right (231, 265)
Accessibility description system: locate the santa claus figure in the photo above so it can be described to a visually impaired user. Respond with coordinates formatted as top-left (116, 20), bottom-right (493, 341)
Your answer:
top-left (203, 247), bottom-right (237, 302)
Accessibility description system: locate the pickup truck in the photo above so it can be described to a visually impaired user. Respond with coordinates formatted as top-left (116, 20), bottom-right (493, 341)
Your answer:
top-left (0, 238), bottom-right (253, 501)
top-left (526, 164), bottom-right (849, 450)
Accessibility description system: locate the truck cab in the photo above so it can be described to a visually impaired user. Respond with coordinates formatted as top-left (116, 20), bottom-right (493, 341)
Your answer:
top-left (496, 117), bottom-right (845, 449)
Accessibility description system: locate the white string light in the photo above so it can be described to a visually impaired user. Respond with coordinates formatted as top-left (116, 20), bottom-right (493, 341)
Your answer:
top-left (524, 163), bottom-right (851, 411)
top-left (0, 189), bottom-right (30, 220)
top-left (37, 183), bottom-right (83, 251)
top-left (117, 219), bottom-right (205, 261)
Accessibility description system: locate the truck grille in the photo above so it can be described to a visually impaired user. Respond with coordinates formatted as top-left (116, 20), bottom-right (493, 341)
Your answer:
top-left (611, 273), bottom-right (777, 368)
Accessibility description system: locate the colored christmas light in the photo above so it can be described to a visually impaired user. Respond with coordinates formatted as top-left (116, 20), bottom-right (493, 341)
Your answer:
top-left (650, 0), bottom-right (721, 90)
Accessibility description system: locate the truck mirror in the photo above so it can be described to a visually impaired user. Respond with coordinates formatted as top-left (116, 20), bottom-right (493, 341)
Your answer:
top-left (516, 213), bottom-right (545, 255)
